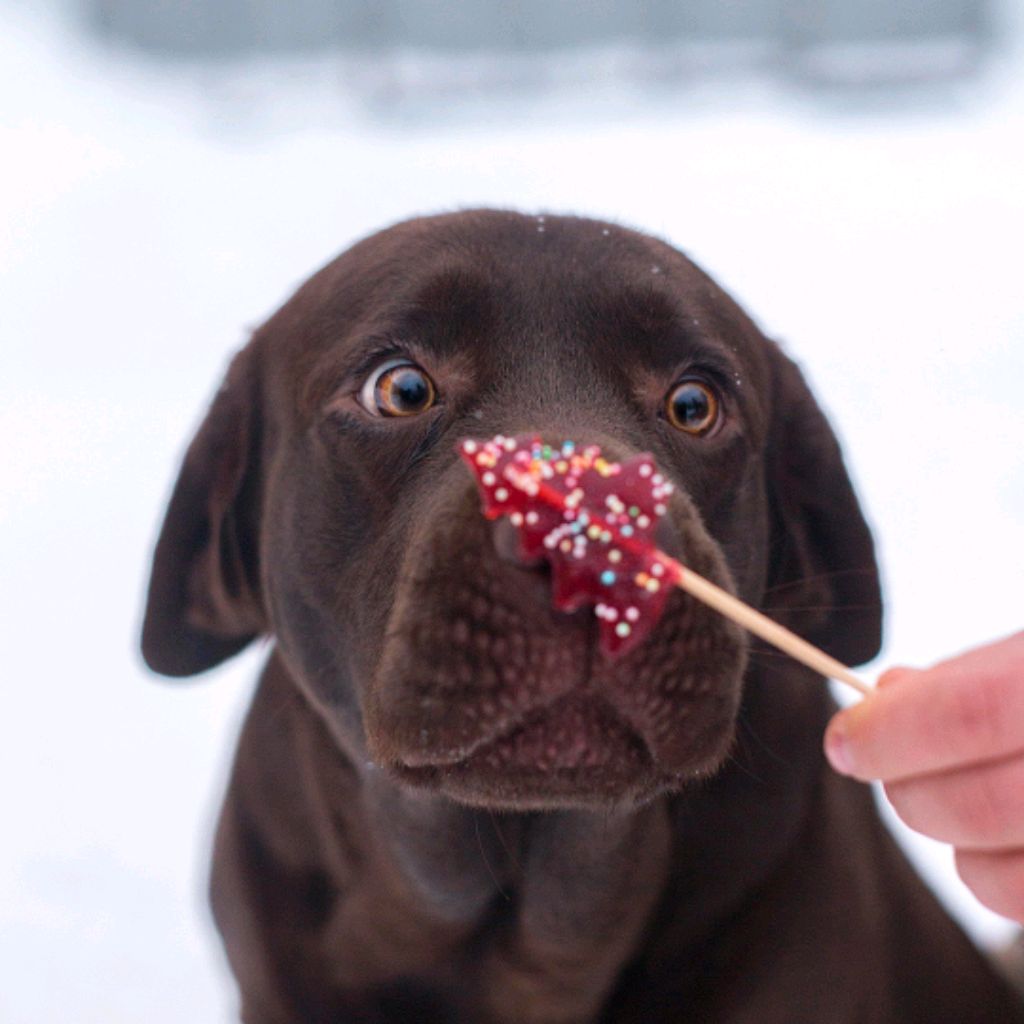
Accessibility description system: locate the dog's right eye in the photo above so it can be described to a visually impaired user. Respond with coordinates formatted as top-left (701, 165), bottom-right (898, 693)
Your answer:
top-left (664, 377), bottom-right (723, 437)
top-left (359, 359), bottom-right (437, 418)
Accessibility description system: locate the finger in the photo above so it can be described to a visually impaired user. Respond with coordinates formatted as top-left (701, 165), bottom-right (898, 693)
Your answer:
top-left (955, 847), bottom-right (1024, 924)
top-left (884, 751), bottom-right (1024, 849)
top-left (825, 633), bottom-right (1024, 781)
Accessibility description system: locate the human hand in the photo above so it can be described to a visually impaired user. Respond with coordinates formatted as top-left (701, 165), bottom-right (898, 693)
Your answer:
top-left (824, 632), bottom-right (1024, 923)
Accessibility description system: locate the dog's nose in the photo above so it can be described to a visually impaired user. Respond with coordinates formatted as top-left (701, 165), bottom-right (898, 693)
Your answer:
top-left (491, 517), bottom-right (547, 570)
top-left (654, 516), bottom-right (685, 564)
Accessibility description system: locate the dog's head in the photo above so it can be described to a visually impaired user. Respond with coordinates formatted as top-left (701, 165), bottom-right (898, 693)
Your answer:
top-left (142, 210), bottom-right (881, 810)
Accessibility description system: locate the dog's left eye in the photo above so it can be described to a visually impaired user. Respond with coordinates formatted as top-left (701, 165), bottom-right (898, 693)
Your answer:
top-left (359, 359), bottom-right (437, 418)
top-left (665, 378), bottom-right (721, 436)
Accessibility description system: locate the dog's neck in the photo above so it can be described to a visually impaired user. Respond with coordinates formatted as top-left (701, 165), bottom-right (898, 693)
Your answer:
top-left (362, 780), bottom-right (672, 1021)
top-left (348, 663), bottom-right (833, 1022)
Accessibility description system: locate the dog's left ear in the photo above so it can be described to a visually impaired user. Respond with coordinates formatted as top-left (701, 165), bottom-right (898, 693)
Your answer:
top-left (141, 345), bottom-right (266, 677)
top-left (764, 344), bottom-right (883, 667)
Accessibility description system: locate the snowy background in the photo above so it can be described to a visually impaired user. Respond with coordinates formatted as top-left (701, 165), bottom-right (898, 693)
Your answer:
top-left (2, 1), bottom-right (1022, 1020)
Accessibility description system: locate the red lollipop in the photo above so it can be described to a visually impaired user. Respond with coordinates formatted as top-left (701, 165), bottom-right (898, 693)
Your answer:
top-left (459, 434), bottom-right (870, 692)
top-left (459, 435), bottom-right (680, 655)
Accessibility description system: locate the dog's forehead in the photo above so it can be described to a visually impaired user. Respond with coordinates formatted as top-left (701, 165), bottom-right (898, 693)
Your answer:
top-left (261, 211), bottom-right (770, 415)
top-left (357, 210), bottom-right (730, 314)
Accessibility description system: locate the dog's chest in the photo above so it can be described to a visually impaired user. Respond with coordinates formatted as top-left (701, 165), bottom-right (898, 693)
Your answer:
top-left (311, 798), bottom-right (673, 1023)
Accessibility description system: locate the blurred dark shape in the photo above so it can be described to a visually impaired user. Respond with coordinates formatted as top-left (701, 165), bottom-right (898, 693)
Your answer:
top-left (782, 0), bottom-right (991, 84)
top-left (90, 0), bottom-right (387, 54)
top-left (88, 0), bottom-right (992, 86)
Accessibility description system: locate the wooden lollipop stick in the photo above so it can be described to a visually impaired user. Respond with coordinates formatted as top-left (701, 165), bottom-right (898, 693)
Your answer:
top-left (663, 558), bottom-right (871, 695)
top-left (461, 434), bottom-right (872, 696)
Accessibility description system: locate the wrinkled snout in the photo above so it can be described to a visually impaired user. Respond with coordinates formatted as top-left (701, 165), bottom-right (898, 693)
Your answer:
top-left (361, 434), bottom-right (748, 810)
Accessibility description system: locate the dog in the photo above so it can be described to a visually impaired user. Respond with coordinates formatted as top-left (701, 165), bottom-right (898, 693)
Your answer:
top-left (142, 210), bottom-right (1024, 1023)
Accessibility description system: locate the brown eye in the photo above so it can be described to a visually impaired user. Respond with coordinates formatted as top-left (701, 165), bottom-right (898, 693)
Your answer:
top-left (665, 378), bottom-right (720, 436)
top-left (360, 359), bottom-right (437, 417)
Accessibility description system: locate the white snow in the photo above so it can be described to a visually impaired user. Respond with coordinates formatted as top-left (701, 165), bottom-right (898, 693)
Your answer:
top-left (2, 2), bottom-right (1022, 1021)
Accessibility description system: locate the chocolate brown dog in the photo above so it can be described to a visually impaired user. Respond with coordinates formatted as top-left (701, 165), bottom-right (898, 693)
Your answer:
top-left (142, 211), bottom-right (1023, 1023)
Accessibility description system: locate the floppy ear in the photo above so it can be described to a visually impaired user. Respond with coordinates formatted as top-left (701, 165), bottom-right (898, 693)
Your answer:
top-left (764, 345), bottom-right (883, 667)
top-left (141, 345), bottom-right (266, 677)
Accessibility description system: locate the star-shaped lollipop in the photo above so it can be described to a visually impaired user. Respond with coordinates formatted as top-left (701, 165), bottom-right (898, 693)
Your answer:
top-left (459, 435), bottom-right (679, 655)
top-left (460, 434), bottom-right (869, 692)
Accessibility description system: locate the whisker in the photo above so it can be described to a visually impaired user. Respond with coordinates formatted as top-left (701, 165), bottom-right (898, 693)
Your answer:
top-left (746, 646), bottom-right (795, 661)
top-left (486, 810), bottom-right (521, 876)
top-left (760, 567), bottom-right (877, 600)
top-left (758, 603), bottom-right (880, 614)
top-left (475, 813), bottom-right (510, 902)
top-left (720, 744), bottom-right (767, 785)
top-left (735, 710), bottom-right (794, 771)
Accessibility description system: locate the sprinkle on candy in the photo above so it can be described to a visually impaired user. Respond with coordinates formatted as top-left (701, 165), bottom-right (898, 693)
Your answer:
top-left (459, 434), bottom-right (869, 694)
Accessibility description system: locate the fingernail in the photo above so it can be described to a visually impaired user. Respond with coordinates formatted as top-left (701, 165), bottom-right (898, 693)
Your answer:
top-left (825, 721), bottom-right (854, 775)
top-left (877, 666), bottom-right (916, 689)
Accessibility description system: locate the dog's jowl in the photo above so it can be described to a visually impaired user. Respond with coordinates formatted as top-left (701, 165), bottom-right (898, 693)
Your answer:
top-left (142, 211), bottom-right (1024, 1024)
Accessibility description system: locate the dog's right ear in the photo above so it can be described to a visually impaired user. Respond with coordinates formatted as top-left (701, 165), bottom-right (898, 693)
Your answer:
top-left (141, 346), bottom-right (266, 677)
top-left (763, 344), bottom-right (883, 668)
